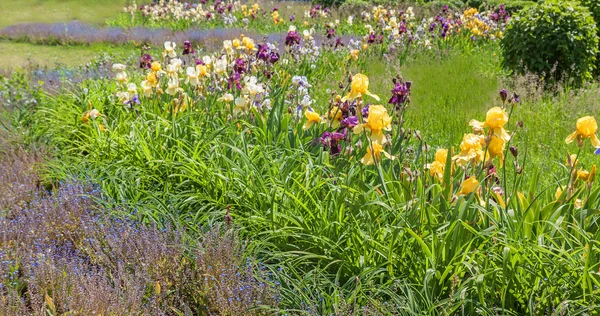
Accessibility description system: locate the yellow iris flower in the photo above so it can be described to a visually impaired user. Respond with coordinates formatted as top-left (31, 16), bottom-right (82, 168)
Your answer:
top-left (469, 107), bottom-right (510, 142)
top-left (303, 108), bottom-right (322, 130)
top-left (453, 133), bottom-right (485, 167)
top-left (342, 74), bottom-right (380, 102)
top-left (427, 148), bottom-right (448, 181)
top-left (485, 136), bottom-right (505, 166)
top-left (458, 176), bottom-right (479, 196)
top-left (328, 106), bottom-right (343, 128)
top-left (361, 142), bottom-right (395, 165)
top-left (353, 105), bottom-right (392, 144)
top-left (565, 116), bottom-right (600, 148)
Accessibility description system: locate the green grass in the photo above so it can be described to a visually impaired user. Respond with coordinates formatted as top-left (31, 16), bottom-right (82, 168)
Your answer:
top-left (0, 0), bottom-right (128, 28)
top-left (0, 42), bottom-right (134, 70)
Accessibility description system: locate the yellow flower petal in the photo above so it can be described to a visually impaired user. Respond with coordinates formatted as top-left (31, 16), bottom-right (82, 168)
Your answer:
top-left (565, 131), bottom-right (578, 144)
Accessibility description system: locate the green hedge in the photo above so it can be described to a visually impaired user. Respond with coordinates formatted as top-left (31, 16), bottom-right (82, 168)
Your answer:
top-left (501, 1), bottom-right (598, 85)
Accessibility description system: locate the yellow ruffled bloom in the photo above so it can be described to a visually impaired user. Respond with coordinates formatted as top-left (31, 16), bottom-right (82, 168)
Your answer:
top-left (565, 116), bottom-right (600, 148)
top-left (427, 148), bottom-right (448, 181)
top-left (242, 36), bottom-right (257, 51)
top-left (328, 106), bottom-right (343, 128)
top-left (146, 71), bottom-right (158, 86)
top-left (577, 169), bottom-right (590, 181)
top-left (353, 105), bottom-right (392, 144)
top-left (577, 165), bottom-right (596, 184)
top-left (469, 107), bottom-right (510, 142)
top-left (486, 136), bottom-right (505, 166)
top-left (361, 142), bottom-right (395, 165)
top-left (303, 108), bottom-right (321, 130)
top-left (342, 74), bottom-right (380, 102)
top-left (453, 133), bottom-right (485, 166)
top-left (458, 176), bottom-right (479, 196)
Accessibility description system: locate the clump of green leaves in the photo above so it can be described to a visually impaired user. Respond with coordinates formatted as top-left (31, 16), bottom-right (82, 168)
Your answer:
top-left (579, 0), bottom-right (600, 73)
top-left (501, 1), bottom-right (598, 86)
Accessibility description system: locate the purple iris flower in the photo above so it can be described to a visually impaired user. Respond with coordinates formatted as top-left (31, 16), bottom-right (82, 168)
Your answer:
top-left (362, 104), bottom-right (370, 118)
top-left (367, 33), bottom-right (376, 44)
top-left (399, 22), bottom-right (407, 34)
top-left (139, 53), bottom-right (152, 69)
top-left (256, 44), bottom-right (270, 61)
top-left (499, 89), bottom-right (508, 102)
top-left (227, 72), bottom-right (242, 90)
top-left (126, 94), bottom-right (140, 106)
top-left (290, 14), bottom-right (295, 22)
top-left (269, 52), bottom-right (280, 64)
top-left (326, 28), bottom-right (335, 39)
top-left (389, 81), bottom-right (411, 107)
top-left (320, 132), bottom-right (332, 145)
top-left (234, 58), bottom-right (246, 73)
top-left (429, 23), bottom-right (436, 32)
top-left (334, 38), bottom-right (344, 49)
top-left (182, 41), bottom-right (194, 55)
top-left (341, 116), bottom-right (359, 128)
top-left (320, 130), bottom-right (345, 156)
top-left (285, 31), bottom-right (300, 46)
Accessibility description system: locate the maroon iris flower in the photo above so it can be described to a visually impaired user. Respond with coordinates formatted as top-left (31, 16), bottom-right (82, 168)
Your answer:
top-left (234, 58), bottom-right (246, 73)
top-left (320, 130), bottom-right (346, 156)
top-left (326, 28), bottom-right (335, 39)
top-left (228, 72), bottom-right (242, 90)
top-left (182, 41), bottom-right (194, 55)
top-left (285, 31), bottom-right (300, 46)
top-left (499, 89), bottom-right (508, 103)
top-left (139, 53), bottom-right (152, 69)
top-left (256, 44), bottom-right (270, 61)
top-left (269, 52), bottom-right (280, 64)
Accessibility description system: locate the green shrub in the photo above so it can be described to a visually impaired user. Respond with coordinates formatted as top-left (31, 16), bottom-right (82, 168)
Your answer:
top-left (579, 0), bottom-right (600, 73)
top-left (501, 1), bottom-right (598, 86)
top-left (312, 0), bottom-right (347, 7)
top-left (579, 0), bottom-right (600, 30)
top-left (483, 1), bottom-right (536, 14)
top-left (424, 0), bottom-right (465, 10)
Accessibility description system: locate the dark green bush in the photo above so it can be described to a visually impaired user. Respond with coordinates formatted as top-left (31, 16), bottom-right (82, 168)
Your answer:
top-left (579, 0), bottom-right (600, 73)
top-left (313, 0), bottom-right (346, 7)
top-left (501, 1), bottom-right (598, 86)
top-left (483, 1), bottom-right (536, 14)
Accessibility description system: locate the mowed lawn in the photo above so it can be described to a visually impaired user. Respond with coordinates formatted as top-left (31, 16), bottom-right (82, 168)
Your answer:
top-left (0, 42), bottom-right (133, 70)
top-left (0, 0), bottom-right (128, 27)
